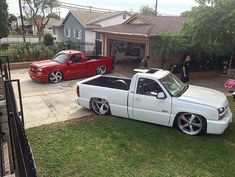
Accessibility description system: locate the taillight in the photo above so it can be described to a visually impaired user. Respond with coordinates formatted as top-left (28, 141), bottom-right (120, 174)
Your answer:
top-left (76, 85), bottom-right (80, 97)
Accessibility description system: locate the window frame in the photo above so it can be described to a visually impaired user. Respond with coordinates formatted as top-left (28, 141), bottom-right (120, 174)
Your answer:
top-left (136, 78), bottom-right (164, 97)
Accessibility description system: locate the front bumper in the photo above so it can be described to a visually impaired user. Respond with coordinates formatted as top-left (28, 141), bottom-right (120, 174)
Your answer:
top-left (28, 70), bottom-right (48, 83)
top-left (207, 107), bottom-right (232, 134)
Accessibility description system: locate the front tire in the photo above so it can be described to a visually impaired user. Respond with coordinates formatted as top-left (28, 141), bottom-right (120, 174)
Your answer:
top-left (49, 71), bottom-right (63, 83)
top-left (96, 65), bottom-right (106, 75)
top-left (91, 98), bottom-right (110, 115)
top-left (176, 113), bottom-right (206, 135)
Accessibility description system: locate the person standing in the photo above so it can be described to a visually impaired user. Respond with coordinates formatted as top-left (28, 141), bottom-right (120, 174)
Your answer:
top-left (140, 56), bottom-right (150, 68)
top-left (181, 55), bottom-right (191, 83)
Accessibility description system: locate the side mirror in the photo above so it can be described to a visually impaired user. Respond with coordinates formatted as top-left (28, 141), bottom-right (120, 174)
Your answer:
top-left (156, 92), bottom-right (166, 99)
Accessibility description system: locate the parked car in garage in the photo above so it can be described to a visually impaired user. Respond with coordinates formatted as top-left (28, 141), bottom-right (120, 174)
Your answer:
top-left (76, 68), bottom-right (232, 136)
top-left (28, 50), bottom-right (114, 83)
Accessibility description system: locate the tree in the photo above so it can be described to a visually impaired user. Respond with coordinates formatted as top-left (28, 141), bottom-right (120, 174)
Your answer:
top-left (195, 0), bottom-right (215, 6)
top-left (0, 0), bottom-right (9, 39)
top-left (9, 14), bottom-right (17, 23)
top-left (23, 0), bottom-right (58, 42)
top-left (48, 12), bottom-right (60, 20)
top-left (151, 33), bottom-right (189, 68)
top-left (181, 0), bottom-right (235, 64)
top-left (139, 5), bottom-right (155, 15)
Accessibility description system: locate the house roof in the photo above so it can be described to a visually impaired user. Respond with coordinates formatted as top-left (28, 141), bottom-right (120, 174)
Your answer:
top-left (70, 10), bottom-right (108, 26)
top-left (87, 11), bottom-right (131, 25)
top-left (95, 15), bottom-right (187, 37)
top-left (63, 9), bottom-right (130, 27)
top-left (47, 18), bottom-right (62, 26)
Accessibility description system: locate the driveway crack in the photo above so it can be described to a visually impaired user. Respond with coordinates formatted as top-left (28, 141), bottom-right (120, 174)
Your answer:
top-left (40, 95), bottom-right (59, 121)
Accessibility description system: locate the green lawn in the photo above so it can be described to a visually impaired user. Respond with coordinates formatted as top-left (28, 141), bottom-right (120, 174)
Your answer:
top-left (27, 100), bottom-right (235, 177)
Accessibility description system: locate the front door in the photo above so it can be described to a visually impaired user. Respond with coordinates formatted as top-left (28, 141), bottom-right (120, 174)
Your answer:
top-left (132, 78), bottom-right (171, 126)
top-left (66, 54), bottom-right (86, 79)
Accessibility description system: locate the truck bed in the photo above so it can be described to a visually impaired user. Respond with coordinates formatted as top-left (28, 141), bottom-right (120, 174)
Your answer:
top-left (84, 76), bottom-right (131, 90)
top-left (86, 55), bottom-right (111, 61)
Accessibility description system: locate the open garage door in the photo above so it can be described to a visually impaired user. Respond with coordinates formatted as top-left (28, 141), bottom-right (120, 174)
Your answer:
top-left (109, 40), bottom-right (146, 64)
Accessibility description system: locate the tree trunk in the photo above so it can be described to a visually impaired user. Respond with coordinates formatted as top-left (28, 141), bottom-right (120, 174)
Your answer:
top-left (38, 30), bottom-right (43, 43)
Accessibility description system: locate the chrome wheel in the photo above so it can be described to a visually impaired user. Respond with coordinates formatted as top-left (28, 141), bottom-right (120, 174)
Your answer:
top-left (49, 71), bottom-right (63, 83)
top-left (91, 98), bottom-right (110, 115)
top-left (177, 113), bottom-right (204, 135)
top-left (96, 65), bottom-right (106, 75)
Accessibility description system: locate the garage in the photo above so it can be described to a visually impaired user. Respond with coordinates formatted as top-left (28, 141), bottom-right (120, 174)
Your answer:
top-left (101, 32), bottom-right (149, 65)
top-left (110, 39), bottom-right (145, 63)
top-left (95, 15), bottom-right (186, 68)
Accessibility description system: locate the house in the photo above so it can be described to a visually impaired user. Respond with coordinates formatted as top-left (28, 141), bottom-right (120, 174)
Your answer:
top-left (53, 9), bottom-right (131, 53)
top-left (32, 18), bottom-right (62, 36)
top-left (16, 17), bottom-right (33, 35)
top-left (94, 15), bottom-right (187, 68)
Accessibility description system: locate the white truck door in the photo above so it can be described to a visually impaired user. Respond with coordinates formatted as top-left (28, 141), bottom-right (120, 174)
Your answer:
top-left (132, 78), bottom-right (171, 126)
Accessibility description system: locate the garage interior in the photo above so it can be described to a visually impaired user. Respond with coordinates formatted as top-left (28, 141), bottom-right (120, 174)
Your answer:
top-left (101, 34), bottom-right (149, 68)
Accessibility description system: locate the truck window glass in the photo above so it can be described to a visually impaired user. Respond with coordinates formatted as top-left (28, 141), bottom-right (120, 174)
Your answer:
top-left (159, 73), bottom-right (185, 96)
top-left (70, 54), bottom-right (81, 63)
top-left (137, 78), bottom-right (162, 96)
top-left (53, 53), bottom-right (69, 64)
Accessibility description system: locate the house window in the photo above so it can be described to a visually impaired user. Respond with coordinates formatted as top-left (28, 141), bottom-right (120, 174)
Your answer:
top-left (65, 29), bottom-right (71, 37)
top-left (74, 29), bottom-right (82, 39)
top-left (123, 14), bottom-right (126, 19)
top-left (96, 33), bottom-right (102, 40)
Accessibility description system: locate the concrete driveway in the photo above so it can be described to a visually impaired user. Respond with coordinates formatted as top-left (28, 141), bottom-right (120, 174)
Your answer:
top-left (11, 66), bottom-right (229, 129)
top-left (11, 66), bottom-right (134, 129)
top-left (11, 69), bottom-right (93, 129)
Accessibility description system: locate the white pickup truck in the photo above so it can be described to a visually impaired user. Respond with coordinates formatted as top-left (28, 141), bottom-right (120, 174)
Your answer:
top-left (76, 68), bottom-right (232, 136)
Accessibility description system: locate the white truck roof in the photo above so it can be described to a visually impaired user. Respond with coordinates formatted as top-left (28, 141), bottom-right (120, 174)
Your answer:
top-left (134, 68), bottom-right (170, 80)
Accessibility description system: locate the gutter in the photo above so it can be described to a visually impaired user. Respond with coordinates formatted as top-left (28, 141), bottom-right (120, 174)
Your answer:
top-left (94, 30), bottom-right (149, 37)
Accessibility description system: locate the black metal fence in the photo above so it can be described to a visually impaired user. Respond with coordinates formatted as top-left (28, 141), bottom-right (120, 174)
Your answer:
top-left (0, 121), bottom-right (2, 177)
top-left (0, 56), bottom-right (37, 177)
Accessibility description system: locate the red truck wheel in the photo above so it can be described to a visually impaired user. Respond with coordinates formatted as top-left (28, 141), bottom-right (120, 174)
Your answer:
top-left (96, 66), bottom-right (106, 75)
top-left (49, 71), bottom-right (63, 83)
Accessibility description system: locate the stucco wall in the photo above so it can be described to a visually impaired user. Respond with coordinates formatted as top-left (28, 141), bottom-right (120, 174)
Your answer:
top-left (53, 26), bottom-right (64, 42)
top-left (97, 14), bottom-right (131, 27)
top-left (85, 30), bottom-right (96, 52)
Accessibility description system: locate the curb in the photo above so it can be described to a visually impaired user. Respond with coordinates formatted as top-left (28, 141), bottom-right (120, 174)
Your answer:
top-left (9, 62), bottom-right (33, 70)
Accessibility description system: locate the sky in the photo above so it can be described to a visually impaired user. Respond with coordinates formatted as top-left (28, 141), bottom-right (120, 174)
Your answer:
top-left (7, 0), bottom-right (198, 17)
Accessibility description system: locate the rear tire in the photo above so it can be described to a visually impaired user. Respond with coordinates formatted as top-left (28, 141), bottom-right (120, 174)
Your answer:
top-left (96, 65), bottom-right (106, 75)
top-left (176, 113), bottom-right (206, 136)
top-left (91, 98), bottom-right (110, 115)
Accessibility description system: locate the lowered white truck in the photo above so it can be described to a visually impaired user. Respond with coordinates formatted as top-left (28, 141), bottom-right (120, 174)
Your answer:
top-left (76, 68), bottom-right (232, 136)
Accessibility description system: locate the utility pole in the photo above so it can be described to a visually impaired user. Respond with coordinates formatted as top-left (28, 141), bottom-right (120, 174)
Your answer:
top-left (155, 0), bottom-right (158, 16)
top-left (18, 0), bottom-right (26, 43)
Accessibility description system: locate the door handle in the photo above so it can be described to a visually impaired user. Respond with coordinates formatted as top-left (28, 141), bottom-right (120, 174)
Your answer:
top-left (135, 98), bottom-right (141, 101)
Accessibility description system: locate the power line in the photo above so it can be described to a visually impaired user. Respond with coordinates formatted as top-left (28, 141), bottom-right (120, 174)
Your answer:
top-left (58, 1), bottom-right (119, 13)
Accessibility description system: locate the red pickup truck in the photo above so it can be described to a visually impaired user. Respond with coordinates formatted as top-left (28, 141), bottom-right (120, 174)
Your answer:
top-left (28, 50), bottom-right (114, 83)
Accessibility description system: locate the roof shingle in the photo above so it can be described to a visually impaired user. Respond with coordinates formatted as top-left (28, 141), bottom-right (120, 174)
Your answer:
top-left (95, 15), bottom-right (187, 36)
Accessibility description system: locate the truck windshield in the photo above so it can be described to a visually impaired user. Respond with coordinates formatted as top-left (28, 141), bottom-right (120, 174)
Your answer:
top-left (159, 73), bottom-right (187, 97)
top-left (52, 53), bottom-right (69, 64)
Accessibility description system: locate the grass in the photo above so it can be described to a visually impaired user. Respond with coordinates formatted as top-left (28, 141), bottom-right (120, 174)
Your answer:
top-left (27, 100), bottom-right (235, 177)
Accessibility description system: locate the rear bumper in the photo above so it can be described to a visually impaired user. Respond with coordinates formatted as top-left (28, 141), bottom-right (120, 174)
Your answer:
top-left (207, 107), bottom-right (232, 134)
top-left (76, 97), bottom-right (90, 109)
top-left (28, 70), bottom-right (48, 83)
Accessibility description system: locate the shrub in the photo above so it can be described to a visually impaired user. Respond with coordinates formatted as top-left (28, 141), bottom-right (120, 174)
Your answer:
top-left (0, 43), bottom-right (10, 50)
top-left (0, 41), bottom-right (80, 63)
top-left (43, 33), bottom-right (54, 46)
